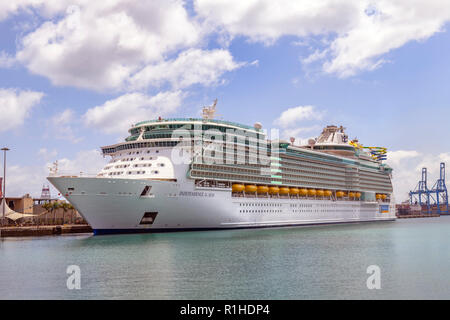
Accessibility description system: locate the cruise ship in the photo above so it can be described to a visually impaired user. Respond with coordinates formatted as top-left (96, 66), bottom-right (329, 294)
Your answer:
top-left (48, 102), bottom-right (395, 234)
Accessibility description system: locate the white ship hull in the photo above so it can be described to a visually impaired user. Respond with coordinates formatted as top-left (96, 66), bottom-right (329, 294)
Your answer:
top-left (48, 177), bottom-right (396, 235)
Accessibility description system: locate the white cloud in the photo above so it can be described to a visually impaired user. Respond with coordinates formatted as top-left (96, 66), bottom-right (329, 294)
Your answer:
top-left (195, 0), bottom-right (361, 44)
top-left (128, 48), bottom-right (241, 90)
top-left (54, 149), bottom-right (107, 177)
top-left (282, 125), bottom-right (321, 138)
top-left (0, 51), bottom-right (16, 68)
top-left (301, 49), bottom-right (329, 65)
top-left (6, 164), bottom-right (48, 198)
top-left (322, 1), bottom-right (450, 77)
top-left (8, 1), bottom-right (244, 92)
top-left (52, 109), bottom-right (73, 124)
top-left (38, 148), bottom-right (58, 160)
top-left (195, 0), bottom-right (450, 77)
top-left (4, 0), bottom-right (450, 82)
top-left (273, 105), bottom-right (325, 146)
top-left (5, 149), bottom-right (106, 198)
top-left (0, 88), bottom-right (44, 132)
top-left (280, 125), bottom-right (322, 146)
top-left (83, 91), bottom-right (183, 134)
top-left (274, 105), bottom-right (324, 128)
top-left (387, 150), bottom-right (450, 203)
top-left (47, 109), bottom-right (83, 143)
top-left (15, 1), bottom-right (204, 91)
top-left (0, 0), bottom-right (42, 21)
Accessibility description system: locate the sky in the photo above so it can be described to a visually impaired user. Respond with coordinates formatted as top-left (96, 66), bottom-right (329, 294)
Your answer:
top-left (1, 0), bottom-right (450, 202)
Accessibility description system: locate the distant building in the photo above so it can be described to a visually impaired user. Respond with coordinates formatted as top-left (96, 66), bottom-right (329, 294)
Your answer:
top-left (5, 194), bottom-right (34, 214)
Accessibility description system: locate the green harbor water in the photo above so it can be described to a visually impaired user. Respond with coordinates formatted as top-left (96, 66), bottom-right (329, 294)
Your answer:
top-left (1, 217), bottom-right (449, 300)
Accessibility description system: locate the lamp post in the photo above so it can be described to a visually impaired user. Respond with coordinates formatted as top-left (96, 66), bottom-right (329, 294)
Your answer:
top-left (1, 147), bottom-right (9, 226)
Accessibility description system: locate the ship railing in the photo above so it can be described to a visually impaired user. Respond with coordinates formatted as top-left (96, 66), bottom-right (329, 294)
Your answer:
top-left (48, 171), bottom-right (102, 178)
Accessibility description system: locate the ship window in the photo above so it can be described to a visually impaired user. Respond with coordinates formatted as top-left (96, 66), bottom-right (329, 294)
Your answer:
top-left (140, 212), bottom-right (158, 225)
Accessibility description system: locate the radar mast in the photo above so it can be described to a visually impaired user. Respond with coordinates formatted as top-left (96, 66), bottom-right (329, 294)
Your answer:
top-left (202, 99), bottom-right (218, 120)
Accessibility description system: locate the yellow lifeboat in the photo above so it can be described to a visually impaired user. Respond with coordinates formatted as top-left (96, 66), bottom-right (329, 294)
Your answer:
top-left (381, 194), bottom-right (387, 200)
top-left (324, 190), bottom-right (333, 197)
top-left (257, 186), bottom-right (269, 194)
top-left (355, 192), bottom-right (362, 199)
top-left (316, 190), bottom-right (325, 197)
top-left (232, 184), bottom-right (245, 192)
top-left (245, 185), bottom-right (257, 193)
top-left (299, 189), bottom-right (308, 196)
top-left (348, 192), bottom-right (356, 198)
top-left (336, 191), bottom-right (345, 198)
top-left (376, 194), bottom-right (383, 200)
top-left (308, 189), bottom-right (317, 197)
top-left (269, 186), bottom-right (280, 194)
top-left (289, 188), bottom-right (300, 195)
top-left (279, 187), bottom-right (290, 195)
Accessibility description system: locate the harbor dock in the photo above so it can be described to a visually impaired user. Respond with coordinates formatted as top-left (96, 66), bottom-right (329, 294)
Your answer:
top-left (0, 224), bottom-right (92, 238)
top-left (396, 203), bottom-right (448, 219)
top-left (397, 214), bottom-right (440, 219)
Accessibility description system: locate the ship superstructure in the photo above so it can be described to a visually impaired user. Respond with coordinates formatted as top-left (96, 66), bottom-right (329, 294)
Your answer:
top-left (48, 103), bottom-right (395, 234)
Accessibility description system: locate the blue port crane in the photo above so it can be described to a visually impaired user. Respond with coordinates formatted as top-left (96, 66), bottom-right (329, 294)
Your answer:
top-left (410, 167), bottom-right (431, 214)
top-left (431, 163), bottom-right (449, 215)
top-left (409, 163), bottom-right (449, 215)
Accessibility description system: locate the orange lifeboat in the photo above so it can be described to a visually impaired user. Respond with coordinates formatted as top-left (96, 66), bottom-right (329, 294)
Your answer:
top-left (232, 184), bottom-right (245, 192)
top-left (308, 189), bottom-right (317, 197)
top-left (324, 190), bottom-right (333, 197)
top-left (381, 194), bottom-right (387, 200)
top-left (376, 194), bottom-right (383, 200)
top-left (355, 192), bottom-right (362, 199)
top-left (269, 186), bottom-right (280, 195)
top-left (349, 192), bottom-right (356, 198)
top-left (289, 188), bottom-right (300, 195)
top-left (336, 191), bottom-right (345, 198)
top-left (257, 186), bottom-right (269, 194)
top-left (245, 185), bottom-right (257, 193)
top-left (316, 190), bottom-right (325, 197)
top-left (279, 187), bottom-right (290, 195)
top-left (299, 189), bottom-right (308, 196)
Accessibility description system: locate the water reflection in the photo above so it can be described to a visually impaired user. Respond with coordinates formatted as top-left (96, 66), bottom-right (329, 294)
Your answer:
top-left (0, 218), bottom-right (449, 299)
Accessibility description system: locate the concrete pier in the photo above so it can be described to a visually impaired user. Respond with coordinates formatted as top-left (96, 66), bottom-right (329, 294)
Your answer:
top-left (397, 214), bottom-right (440, 219)
top-left (0, 224), bottom-right (92, 237)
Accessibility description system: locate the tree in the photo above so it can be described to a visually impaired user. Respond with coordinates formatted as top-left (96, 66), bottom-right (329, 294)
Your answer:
top-left (51, 201), bottom-right (61, 225)
top-left (42, 201), bottom-right (61, 225)
top-left (60, 202), bottom-right (71, 225)
top-left (67, 203), bottom-right (75, 224)
top-left (42, 202), bottom-right (52, 225)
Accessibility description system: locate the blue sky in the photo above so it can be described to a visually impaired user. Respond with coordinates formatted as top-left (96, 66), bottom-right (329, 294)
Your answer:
top-left (1, 0), bottom-right (450, 200)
